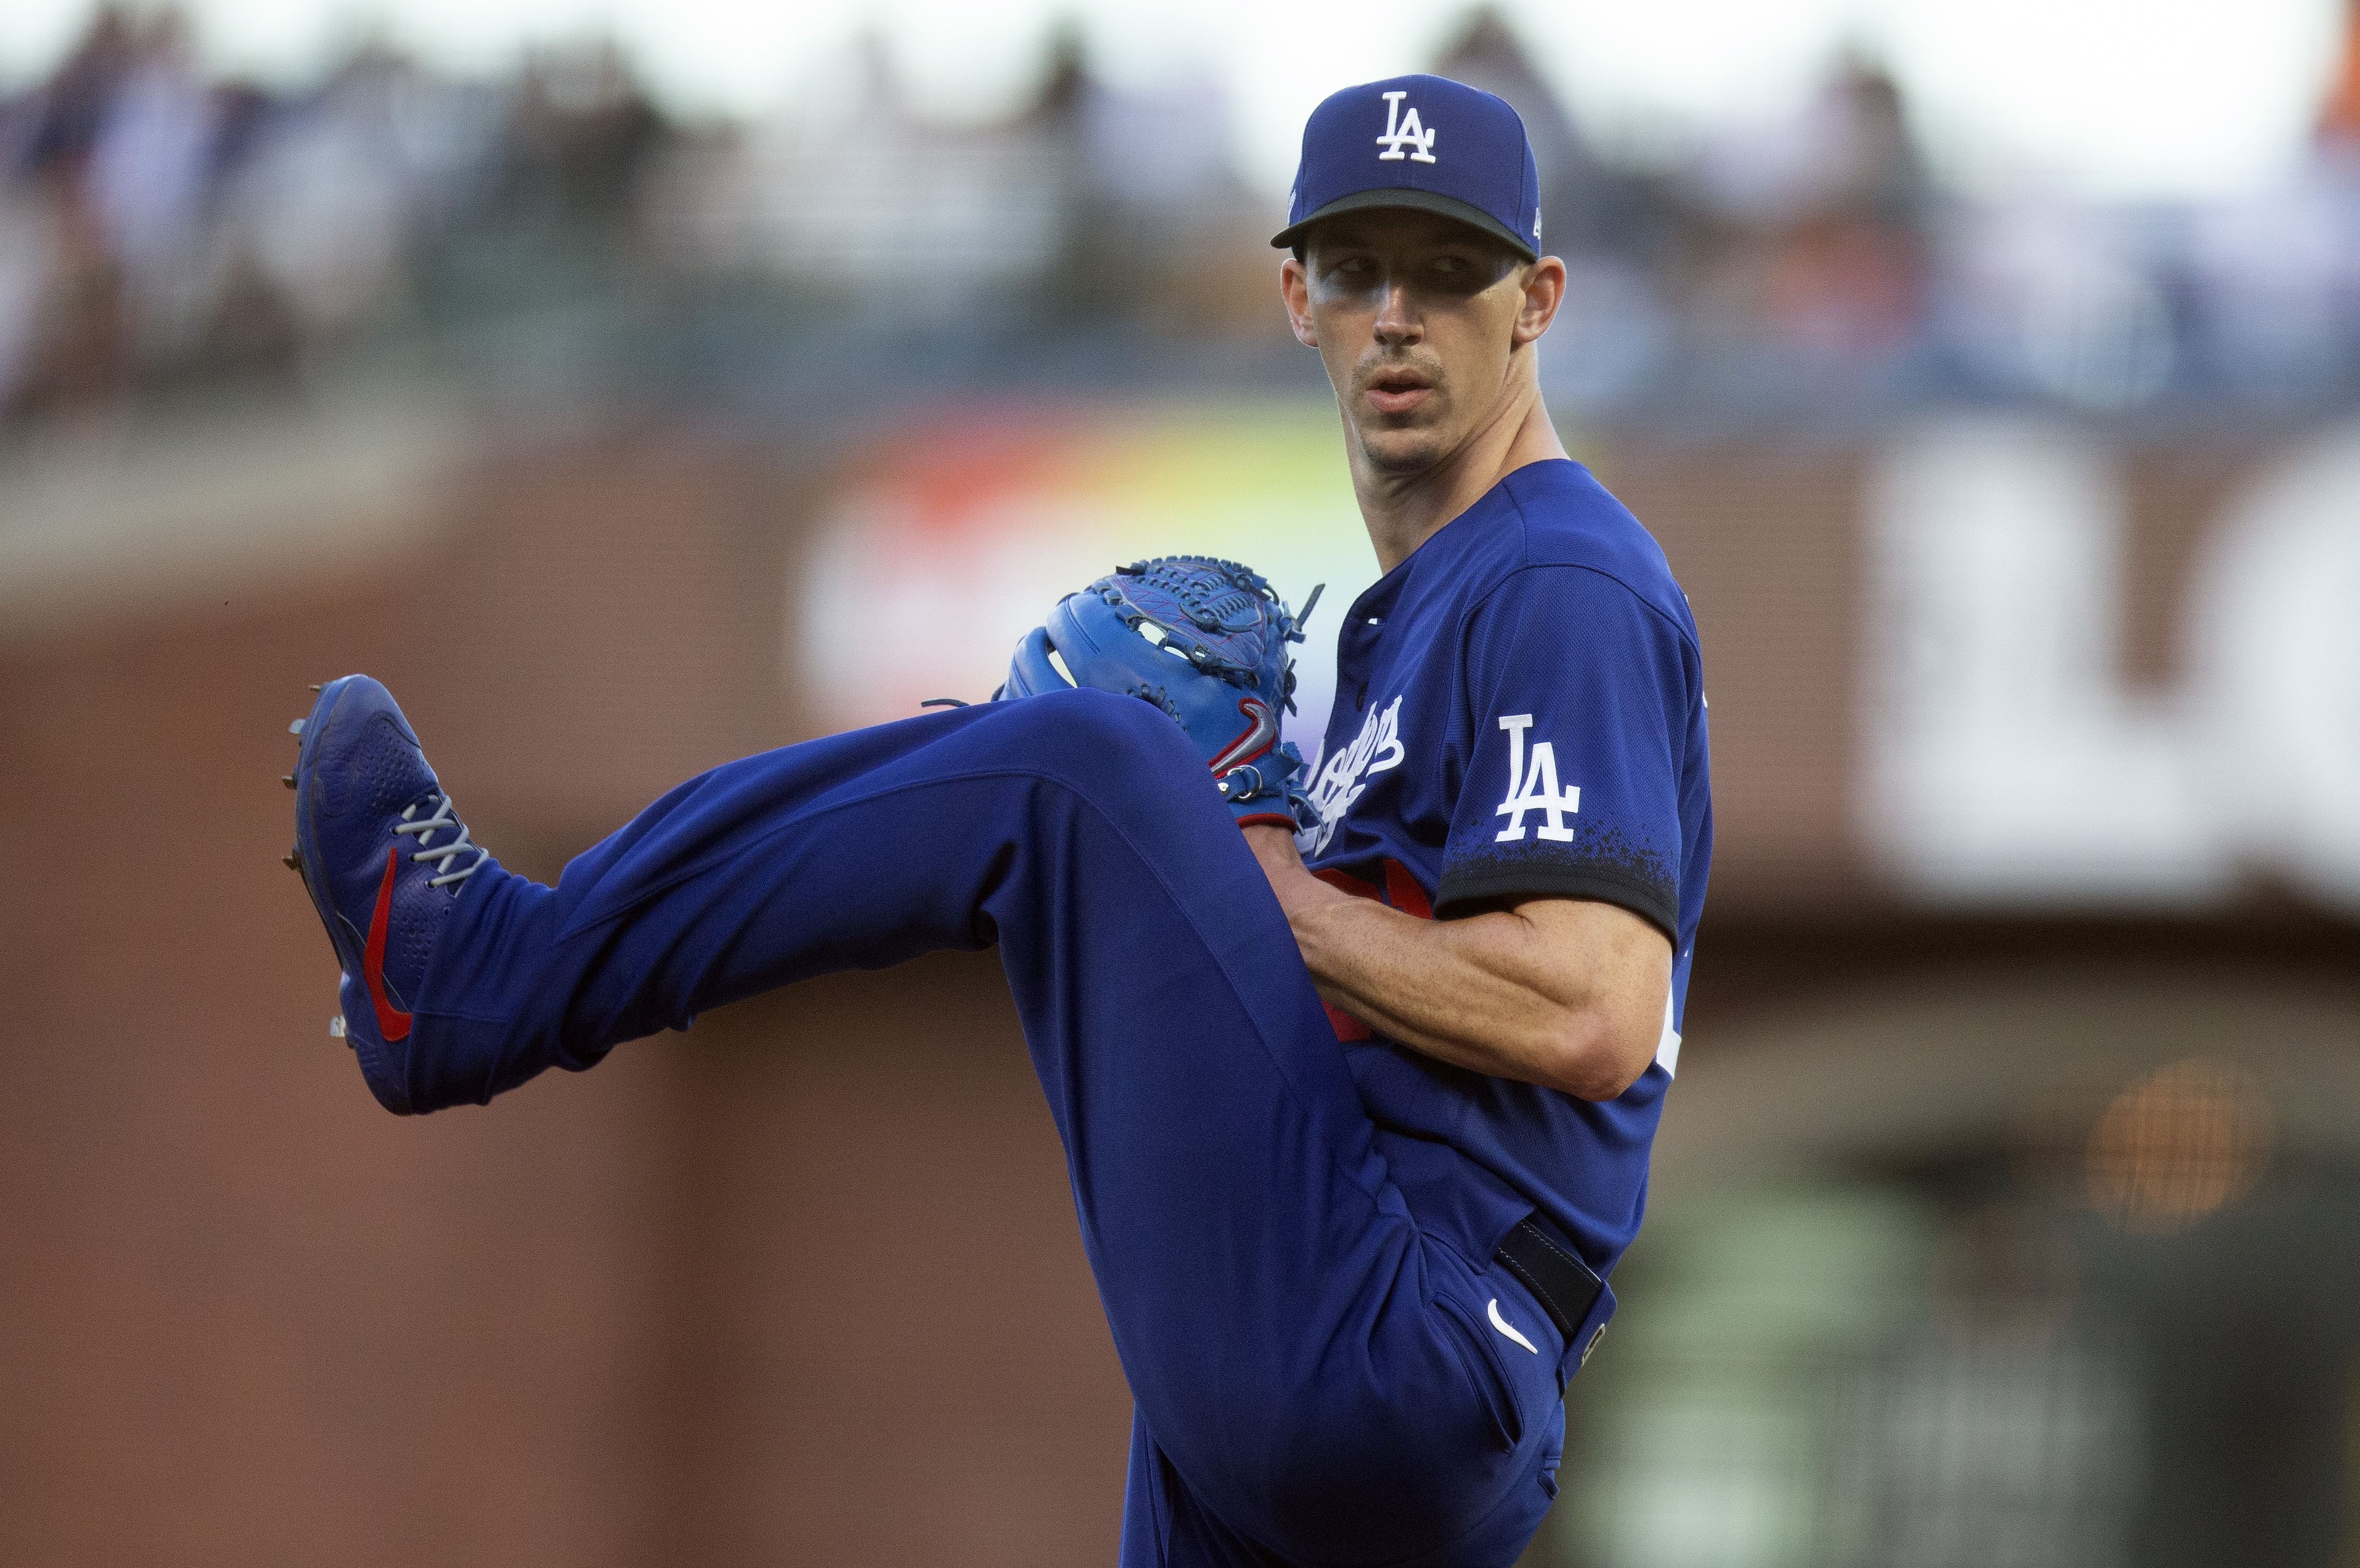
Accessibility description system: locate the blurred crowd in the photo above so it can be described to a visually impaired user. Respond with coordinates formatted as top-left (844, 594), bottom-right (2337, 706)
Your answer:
top-left (7, 3), bottom-right (2360, 430)
top-left (0, 7), bottom-right (666, 424)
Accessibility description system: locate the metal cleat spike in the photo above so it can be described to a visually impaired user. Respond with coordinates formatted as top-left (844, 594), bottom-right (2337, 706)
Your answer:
top-left (283, 851), bottom-right (302, 870)
top-left (288, 718), bottom-right (306, 736)
top-left (282, 774), bottom-right (296, 789)
top-left (329, 1014), bottom-right (347, 1041)
top-left (309, 684), bottom-right (321, 693)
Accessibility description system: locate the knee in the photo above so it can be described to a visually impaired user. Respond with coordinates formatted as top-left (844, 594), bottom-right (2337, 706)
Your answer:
top-left (1001, 687), bottom-right (1203, 780)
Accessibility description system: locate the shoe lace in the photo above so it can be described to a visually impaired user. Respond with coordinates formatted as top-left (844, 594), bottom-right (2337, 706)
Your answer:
top-left (394, 793), bottom-right (491, 891)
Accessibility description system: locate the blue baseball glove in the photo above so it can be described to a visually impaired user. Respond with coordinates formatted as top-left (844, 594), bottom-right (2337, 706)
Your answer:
top-left (993, 557), bottom-right (1323, 830)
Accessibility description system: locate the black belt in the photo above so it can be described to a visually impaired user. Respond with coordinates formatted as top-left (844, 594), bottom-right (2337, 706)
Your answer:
top-left (1494, 1216), bottom-right (1605, 1354)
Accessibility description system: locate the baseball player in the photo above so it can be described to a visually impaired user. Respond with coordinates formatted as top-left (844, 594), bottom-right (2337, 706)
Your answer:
top-left (284, 75), bottom-right (1709, 1568)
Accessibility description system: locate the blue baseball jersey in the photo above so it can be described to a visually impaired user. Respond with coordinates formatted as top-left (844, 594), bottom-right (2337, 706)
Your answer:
top-left (1297, 457), bottom-right (1712, 1277)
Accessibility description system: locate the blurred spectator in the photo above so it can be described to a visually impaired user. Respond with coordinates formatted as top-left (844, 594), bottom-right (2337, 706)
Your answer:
top-left (1688, 52), bottom-right (1932, 380)
top-left (674, 33), bottom-right (1069, 316)
top-left (1850, 1204), bottom-right (2143, 1568)
top-left (1936, 197), bottom-right (2176, 410)
top-left (11, 4), bottom-right (140, 177)
top-left (83, 10), bottom-right (213, 334)
top-left (654, 25), bottom-right (1267, 332)
top-left (1028, 24), bottom-right (1264, 328)
top-left (2318, 0), bottom-right (2360, 152)
top-left (503, 39), bottom-right (666, 235)
top-left (0, 7), bottom-right (665, 427)
top-left (0, 183), bottom-right (58, 413)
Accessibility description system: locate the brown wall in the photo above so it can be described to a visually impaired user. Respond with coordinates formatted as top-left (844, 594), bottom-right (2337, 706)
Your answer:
top-left (0, 436), bottom-right (1131, 1566)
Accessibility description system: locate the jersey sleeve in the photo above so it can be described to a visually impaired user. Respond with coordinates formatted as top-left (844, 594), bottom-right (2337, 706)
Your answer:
top-left (1436, 564), bottom-right (1692, 937)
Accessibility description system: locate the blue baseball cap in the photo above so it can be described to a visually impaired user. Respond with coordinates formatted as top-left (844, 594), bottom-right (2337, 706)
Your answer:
top-left (1273, 74), bottom-right (1542, 261)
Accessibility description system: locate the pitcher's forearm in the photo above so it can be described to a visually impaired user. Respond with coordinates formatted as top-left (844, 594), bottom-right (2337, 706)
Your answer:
top-left (1242, 826), bottom-right (1667, 1099)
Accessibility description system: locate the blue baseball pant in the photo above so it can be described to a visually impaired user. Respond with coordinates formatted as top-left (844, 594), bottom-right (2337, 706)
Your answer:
top-left (412, 689), bottom-right (1569, 1567)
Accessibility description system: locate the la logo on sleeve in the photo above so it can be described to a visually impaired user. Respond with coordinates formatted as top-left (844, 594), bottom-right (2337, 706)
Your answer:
top-left (1493, 714), bottom-right (1580, 843)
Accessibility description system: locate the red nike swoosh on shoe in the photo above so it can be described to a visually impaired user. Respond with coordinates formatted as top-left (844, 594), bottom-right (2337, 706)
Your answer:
top-left (363, 846), bottom-right (414, 1042)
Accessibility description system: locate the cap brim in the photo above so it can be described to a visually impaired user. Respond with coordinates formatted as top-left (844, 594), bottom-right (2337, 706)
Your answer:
top-left (1271, 188), bottom-right (1538, 261)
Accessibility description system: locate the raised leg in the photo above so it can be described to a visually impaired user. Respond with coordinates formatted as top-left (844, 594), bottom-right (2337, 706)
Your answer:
top-left (383, 689), bottom-right (1555, 1562)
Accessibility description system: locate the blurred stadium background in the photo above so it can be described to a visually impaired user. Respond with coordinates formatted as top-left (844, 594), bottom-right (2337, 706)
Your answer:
top-left (3, 1), bottom-right (2359, 1563)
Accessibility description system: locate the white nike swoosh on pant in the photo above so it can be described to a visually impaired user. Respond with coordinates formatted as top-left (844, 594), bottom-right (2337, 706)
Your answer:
top-left (1488, 1298), bottom-right (1539, 1354)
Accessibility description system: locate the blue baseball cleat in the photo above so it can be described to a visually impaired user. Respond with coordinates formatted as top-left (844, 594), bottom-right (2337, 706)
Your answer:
top-left (284, 676), bottom-right (493, 1115)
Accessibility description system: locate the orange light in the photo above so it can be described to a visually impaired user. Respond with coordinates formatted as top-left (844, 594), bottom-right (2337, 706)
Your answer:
top-left (2086, 1058), bottom-right (2271, 1235)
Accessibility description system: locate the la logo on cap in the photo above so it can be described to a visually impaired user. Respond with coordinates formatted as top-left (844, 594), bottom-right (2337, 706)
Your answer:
top-left (1375, 90), bottom-right (1436, 164)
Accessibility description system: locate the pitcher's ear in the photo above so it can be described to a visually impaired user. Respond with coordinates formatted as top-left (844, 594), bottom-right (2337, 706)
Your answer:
top-left (1513, 255), bottom-right (1566, 347)
top-left (1281, 256), bottom-right (1318, 348)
